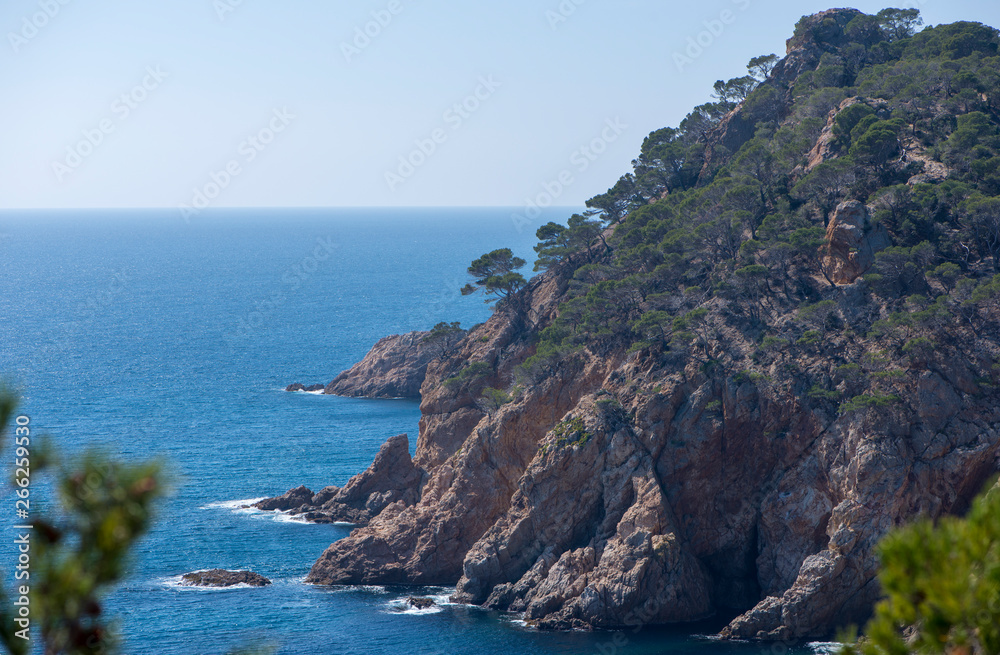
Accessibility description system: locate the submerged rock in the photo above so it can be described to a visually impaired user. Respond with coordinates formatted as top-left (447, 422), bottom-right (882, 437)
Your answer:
top-left (406, 596), bottom-right (436, 610)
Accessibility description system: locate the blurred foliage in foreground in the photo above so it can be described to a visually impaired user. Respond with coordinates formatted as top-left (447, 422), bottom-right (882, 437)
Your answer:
top-left (0, 389), bottom-right (162, 655)
top-left (0, 390), bottom-right (276, 655)
top-left (842, 482), bottom-right (1000, 655)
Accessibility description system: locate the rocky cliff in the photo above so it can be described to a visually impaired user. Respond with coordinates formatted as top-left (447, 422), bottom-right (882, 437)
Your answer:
top-left (279, 8), bottom-right (1000, 641)
top-left (303, 264), bottom-right (999, 636)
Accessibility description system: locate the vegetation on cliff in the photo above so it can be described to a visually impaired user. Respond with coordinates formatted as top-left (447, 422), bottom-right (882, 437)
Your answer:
top-left (467, 8), bottom-right (1000, 420)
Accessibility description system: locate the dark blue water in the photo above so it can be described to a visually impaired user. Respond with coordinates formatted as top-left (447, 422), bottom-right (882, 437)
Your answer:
top-left (0, 209), bottom-right (814, 655)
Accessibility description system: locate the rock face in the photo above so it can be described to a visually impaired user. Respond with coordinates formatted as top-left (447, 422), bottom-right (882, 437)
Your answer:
top-left (323, 330), bottom-right (464, 399)
top-left (822, 201), bottom-right (891, 284)
top-left (253, 435), bottom-right (422, 525)
top-left (181, 570), bottom-right (271, 587)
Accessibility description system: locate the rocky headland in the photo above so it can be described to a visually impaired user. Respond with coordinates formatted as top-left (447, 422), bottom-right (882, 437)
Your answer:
top-left (286, 329), bottom-right (465, 399)
top-left (262, 9), bottom-right (1000, 641)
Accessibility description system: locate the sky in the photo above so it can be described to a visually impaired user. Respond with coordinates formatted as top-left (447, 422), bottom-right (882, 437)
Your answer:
top-left (1, 0), bottom-right (999, 210)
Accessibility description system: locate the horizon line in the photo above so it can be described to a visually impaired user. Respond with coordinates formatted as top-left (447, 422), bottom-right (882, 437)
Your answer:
top-left (0, 205), bottom-right (586, 212)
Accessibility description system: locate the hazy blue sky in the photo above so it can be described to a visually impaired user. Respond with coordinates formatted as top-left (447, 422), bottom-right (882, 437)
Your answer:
top-left (2, 0), bottom-right (998, 210)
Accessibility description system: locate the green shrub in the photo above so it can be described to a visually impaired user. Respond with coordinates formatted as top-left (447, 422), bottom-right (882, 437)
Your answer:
top-left (902, 336), bottom-right (935, 356)
top-left (551, 416), bottom-right (593, 448)
top-left (443, 361), bottom-right (493, 388)
top-left (734, 370), bottom-right (770, 383)
top-left (841, 483), bottom-right (1000, 655)
top-left (477, 387), bottom-right (513, 415)
top-left (840, 393), bottom-right (902, 413)
top-left (835, 363), bottom-right (863, 379)
top-left (808, 385), bottom-right (841, 401)
top-left (760, 336), bottom-right (790, 351)
top-left (798, 300), bottom-right (837, 327)
top-left (797, 330), bottom-right (822, 345)
top-left (0, 391), bottom-right (170, 655)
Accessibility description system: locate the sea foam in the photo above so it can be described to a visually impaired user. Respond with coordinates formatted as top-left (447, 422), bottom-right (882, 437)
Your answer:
top-left (200, 498), bottom-right (317, 525)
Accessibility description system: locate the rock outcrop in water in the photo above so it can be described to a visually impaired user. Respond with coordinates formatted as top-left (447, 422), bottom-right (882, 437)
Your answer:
top-left (405, 597), bottom-right (436, 610)
top-left (286, 383), bottom-right (325, 393)
top-left (280, 9), bottom-right (1000, 640)
top-left (181, 570), bottom-right (271, 588)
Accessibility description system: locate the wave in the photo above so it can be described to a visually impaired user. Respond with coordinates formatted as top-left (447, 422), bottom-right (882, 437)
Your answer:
top-left (322, 584), bottom-right (390, 595)
top-left (158, 573), bottom-right (307, 591)
top-left (502, 616), bottom-right (529, 629)
top-left (282, 387), bottom-right (328, 395)
top-left (382, 588), bottom-right (459, 616)
top-left (159, 574), bottom-right (260, 592)
top-left (267, 511), bottom-right (311, 525)
top-left (200, 498), bottom-right (266, 511)
top-left (384, 598), bottom-right (445, 615)
top-left (424, 589), bottom-right (458, 606)
top-left (200, 499), bottom-right (321, 525)
top-left (808, 643), bottom-right (844, 654)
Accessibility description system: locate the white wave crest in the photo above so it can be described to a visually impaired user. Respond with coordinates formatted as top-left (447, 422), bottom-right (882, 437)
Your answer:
top-left (201, 499), bottom-right (323, 525)
top-left (385, 598), bottom-right (444, 615)
top-left (320, 584), bottom-right (390, 594)
top-left (200, 498), bottom-right (266, 511)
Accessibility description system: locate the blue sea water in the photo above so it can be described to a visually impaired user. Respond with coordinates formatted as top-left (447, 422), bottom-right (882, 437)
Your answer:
top-left (0, 209), bottom-right (821, 655)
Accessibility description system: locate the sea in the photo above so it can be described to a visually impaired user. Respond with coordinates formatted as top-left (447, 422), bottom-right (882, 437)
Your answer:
top-left (0, 209), bottom-right (832, 655)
